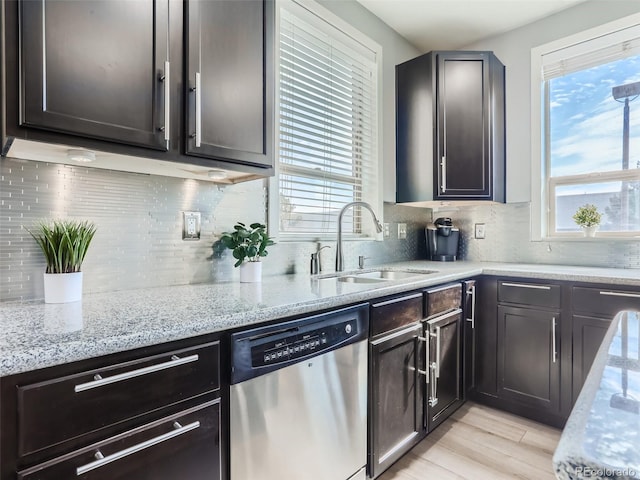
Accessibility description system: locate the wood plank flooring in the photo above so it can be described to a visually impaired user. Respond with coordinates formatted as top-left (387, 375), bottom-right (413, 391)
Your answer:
top-left (378, 402), bottom-right (561, 480)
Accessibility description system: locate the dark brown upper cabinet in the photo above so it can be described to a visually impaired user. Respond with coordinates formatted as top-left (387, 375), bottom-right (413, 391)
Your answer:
top-left (19, 0), bottom-right (170, 150)
top-left (185, 0), bottom-right (273, 168)
top-left (2, 0), bottom-right (274, 179)
top-left (396, 51), bottom-right (505, 203)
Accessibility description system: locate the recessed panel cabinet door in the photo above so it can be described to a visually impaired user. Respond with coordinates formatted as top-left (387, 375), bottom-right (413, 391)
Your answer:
top-left (20, 0), bottom-right (170, 150)
top-left (497, 306), bottom-right (561, 414)
top-left (185, 0), bottom-right (273, 167)
top-left (369, 324), bottom-right (424, 479)
top-left (435, 53), bottom-right (490, 199)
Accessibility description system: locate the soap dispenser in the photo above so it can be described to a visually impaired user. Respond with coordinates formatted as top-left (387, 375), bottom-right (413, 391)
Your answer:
top-left (310, 246), bottom-right (330, 274)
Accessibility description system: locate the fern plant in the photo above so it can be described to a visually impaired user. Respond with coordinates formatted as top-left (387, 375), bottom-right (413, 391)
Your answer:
top-left (28, 220), bottom-right (97, 273)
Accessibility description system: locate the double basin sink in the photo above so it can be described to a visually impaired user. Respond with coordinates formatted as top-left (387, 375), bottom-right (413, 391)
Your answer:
top-left (319, 268), bottom-right (439, 284)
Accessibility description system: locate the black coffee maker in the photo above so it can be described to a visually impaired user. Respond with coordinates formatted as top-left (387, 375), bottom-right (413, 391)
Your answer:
top-left (425, 217), bottom-right (460, 261)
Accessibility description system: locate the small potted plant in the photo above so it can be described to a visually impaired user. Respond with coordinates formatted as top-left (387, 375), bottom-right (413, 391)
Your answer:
top-left (573, 204), bottom-right (601, 237)
top-left (28, 219), bottom-right (97, 303)
top-left (220, 222), bottom-right (275, 282)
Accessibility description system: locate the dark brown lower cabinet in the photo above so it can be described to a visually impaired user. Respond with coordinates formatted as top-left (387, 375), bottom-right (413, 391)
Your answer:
top-left (424, 308), bottom-right (463, 431)
top-left (463, 280), bottom-right (477, 395)
top-left (497, 306), bottom-right (561, 415)
top-left (369, 323), bottom-right (424, 479)
top-left (17, 400), bottom-right (220, 480)
top-left (572, 315), bottom-right (612, 403)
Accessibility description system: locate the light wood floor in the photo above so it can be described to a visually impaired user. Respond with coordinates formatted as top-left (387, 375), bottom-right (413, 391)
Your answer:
top-left (379, 402), bottom-right (561, 480)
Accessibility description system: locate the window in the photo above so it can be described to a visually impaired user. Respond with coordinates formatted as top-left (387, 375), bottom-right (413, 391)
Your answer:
top-left (533, 17), bottom-right (640, 238)
top-left (273, 0), bottom-right (381, 240)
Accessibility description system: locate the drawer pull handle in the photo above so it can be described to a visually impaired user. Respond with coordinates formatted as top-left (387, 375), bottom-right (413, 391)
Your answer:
top-left (74, 354), bottom-right (199, 393)
top-left (600, 290), bottom-right (640, 299)
top-left (501, 282), bottom-right (551, 290)
top-left (76, 421), bottom-right (200, 475)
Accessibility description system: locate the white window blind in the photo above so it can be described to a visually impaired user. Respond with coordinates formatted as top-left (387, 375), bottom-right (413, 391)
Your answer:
top-left (278, 5), bottom-right (379, 237)
top-left (541, 23), bottom-right (640, 80)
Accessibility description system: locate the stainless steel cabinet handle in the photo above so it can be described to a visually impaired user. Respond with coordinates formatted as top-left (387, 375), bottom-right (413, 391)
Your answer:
top-left (76, 421), bottom-right (200, 475)
top-left (195, 72), bottom-right (202, 147)
top-left (440, 156), bottom-right (447, 193)
top-left (74, 354), bottom-right (199, 393)
top-left (428, 362), bottom-right (438, 407)
top-left (435, 326), bottom-right (441, 378)
top-left (501, 282), bottom-right (551, 290)
top-left (163, 61), bottom-right (170, 143)
top-left (552, 317), bottom-right (557, 364)
top-left (466, 285), bottom-right (476, 329)
top-left (600, 290), bottom-right (640, 299)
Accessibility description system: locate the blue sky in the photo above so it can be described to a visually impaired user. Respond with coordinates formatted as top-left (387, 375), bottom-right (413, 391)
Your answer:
top-left (549, 53), bottom-right (640, 181)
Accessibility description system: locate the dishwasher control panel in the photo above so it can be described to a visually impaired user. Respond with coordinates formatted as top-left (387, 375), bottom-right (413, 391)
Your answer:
top-left (252, 320), bottom-right (355, 368)
top-left (230, 303), bottom-right (369, 384)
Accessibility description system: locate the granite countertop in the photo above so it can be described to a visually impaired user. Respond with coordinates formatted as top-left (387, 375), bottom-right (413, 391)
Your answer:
top-left (554, 311), bottom-right (640, 479)
top-left (2, 260), bottom-right (640, 377)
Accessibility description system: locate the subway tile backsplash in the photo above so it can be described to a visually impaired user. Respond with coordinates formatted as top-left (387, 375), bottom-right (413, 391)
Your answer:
top-left (4, 157), bottom-right (636, 302)
top-left (0, 158), bottom-right (429, 301)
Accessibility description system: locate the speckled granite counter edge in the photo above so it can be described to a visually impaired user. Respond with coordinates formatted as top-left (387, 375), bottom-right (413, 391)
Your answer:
top-left (553, 312), bottom-right (640, 480)
top-left (3, 261), bottom-right (640, 377)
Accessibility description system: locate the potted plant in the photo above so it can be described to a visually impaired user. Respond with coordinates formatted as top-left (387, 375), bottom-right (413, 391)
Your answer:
top-left (220, 222), bottom-right (275, 282)
top-left (28, 219), bottom-right (97, 303)
top-left (573, 204), bottom-right (601, 237)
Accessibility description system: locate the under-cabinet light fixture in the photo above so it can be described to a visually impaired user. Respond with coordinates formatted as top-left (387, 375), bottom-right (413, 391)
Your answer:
top-left (207, 169), bottom-right (227, 180)
top-left (67, 149), bottom-right (96, 163)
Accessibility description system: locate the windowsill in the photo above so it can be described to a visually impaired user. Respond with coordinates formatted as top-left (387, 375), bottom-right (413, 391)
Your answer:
top-left (535, 236), bottom-right (640, 243)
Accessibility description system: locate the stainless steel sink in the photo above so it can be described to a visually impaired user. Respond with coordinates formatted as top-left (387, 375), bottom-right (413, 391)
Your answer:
top-left (337, 275), bottom-right (388, 284)
top-left (332, 268), bottom-right (438, 284)
top-left (353, 269), bottom-right (438, 280)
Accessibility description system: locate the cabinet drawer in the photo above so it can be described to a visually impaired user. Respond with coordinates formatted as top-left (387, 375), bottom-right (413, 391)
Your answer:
top-left (425, 283), bottom-right (461, 318)
top-left (371, 293), bottom-right (423, 337)
top-left (498, 280), bottom-right (561, 308)
top-left (18, 400), bottom-right (221, 480)
top-left (573, 286), bottom-right (640, 317)
top-left (17, 342), bottom-right (219, 457)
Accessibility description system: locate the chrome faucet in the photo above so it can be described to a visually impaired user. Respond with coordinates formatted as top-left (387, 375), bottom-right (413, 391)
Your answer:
top-left (335, 201), bottom-right (383, 272)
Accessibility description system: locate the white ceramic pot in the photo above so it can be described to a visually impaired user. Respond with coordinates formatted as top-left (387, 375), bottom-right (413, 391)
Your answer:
top-left (582, 226), bottom-right (598, 238)
top-left (43, 272), bottom-right (83, 303)
top-left (239, 262), bottom-right (262, 283)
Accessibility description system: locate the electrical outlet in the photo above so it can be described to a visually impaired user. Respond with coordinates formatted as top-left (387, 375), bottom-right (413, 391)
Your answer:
top-left (183, 211), bottom-right (201, 240)
top-left (398, 223), bottom-right (407, 240)
top-left (383, 223), bottom-right (390, 238)
top-left (475, 223), bottom-right (486, 239)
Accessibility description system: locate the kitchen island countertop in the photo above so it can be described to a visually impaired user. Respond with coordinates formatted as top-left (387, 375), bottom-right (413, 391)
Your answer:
top-left (2, 261), bottom-right (640, 377)
top-left (554, 310), bottom-right (640, 479)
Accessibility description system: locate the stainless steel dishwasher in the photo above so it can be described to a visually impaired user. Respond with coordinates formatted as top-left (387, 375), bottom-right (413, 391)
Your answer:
top-left (230, 304), bottom-right (369, 480)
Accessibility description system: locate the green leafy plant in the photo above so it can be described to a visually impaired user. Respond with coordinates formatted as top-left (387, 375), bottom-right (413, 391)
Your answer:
top-left (573, 204), bottom-right (602, 228)
top-left (220, 222), bottom-right (275, 267)
top-left (28, 220), bottom-right (97, 273)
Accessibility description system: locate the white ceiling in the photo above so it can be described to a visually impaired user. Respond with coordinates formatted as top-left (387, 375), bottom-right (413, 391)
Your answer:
top-left (356, 0), bottom-right (588, 51)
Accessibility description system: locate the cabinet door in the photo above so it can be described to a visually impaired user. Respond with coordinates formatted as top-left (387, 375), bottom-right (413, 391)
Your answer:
top-left (425, 309), bottom-right (463, 431)
top-left (463, 280), bottom-right (477, 395)
top-left (17, 400), bottom-right (221, 480)
top-left (185, 0), bottom-right (273, 168)
top-left (20, 0), bottom-right (169, 150)
top-left (435, 52), bottom-right (491, 200)
top-left (497, 306), bottom-right (560, 414)
top-left (572, 315), bottom-right (612, 404)
top-left (369, 324), bottom-right (424, 478)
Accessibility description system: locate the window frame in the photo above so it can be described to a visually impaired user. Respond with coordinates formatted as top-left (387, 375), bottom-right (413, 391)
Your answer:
top-left (531, 12), bottom-right (640, 241)
top-left (268, 0), bottom-right (384, 243)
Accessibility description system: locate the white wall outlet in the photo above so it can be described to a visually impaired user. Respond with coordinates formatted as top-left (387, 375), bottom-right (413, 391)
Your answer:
top-left (183, 211), bottom-right (201, 240)
top-left (383, 223), bottom-right (390, 238)
top-left (398, 223), bottom-right (407, 240)
top-left (475, 223), bottom-right (486, 239)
